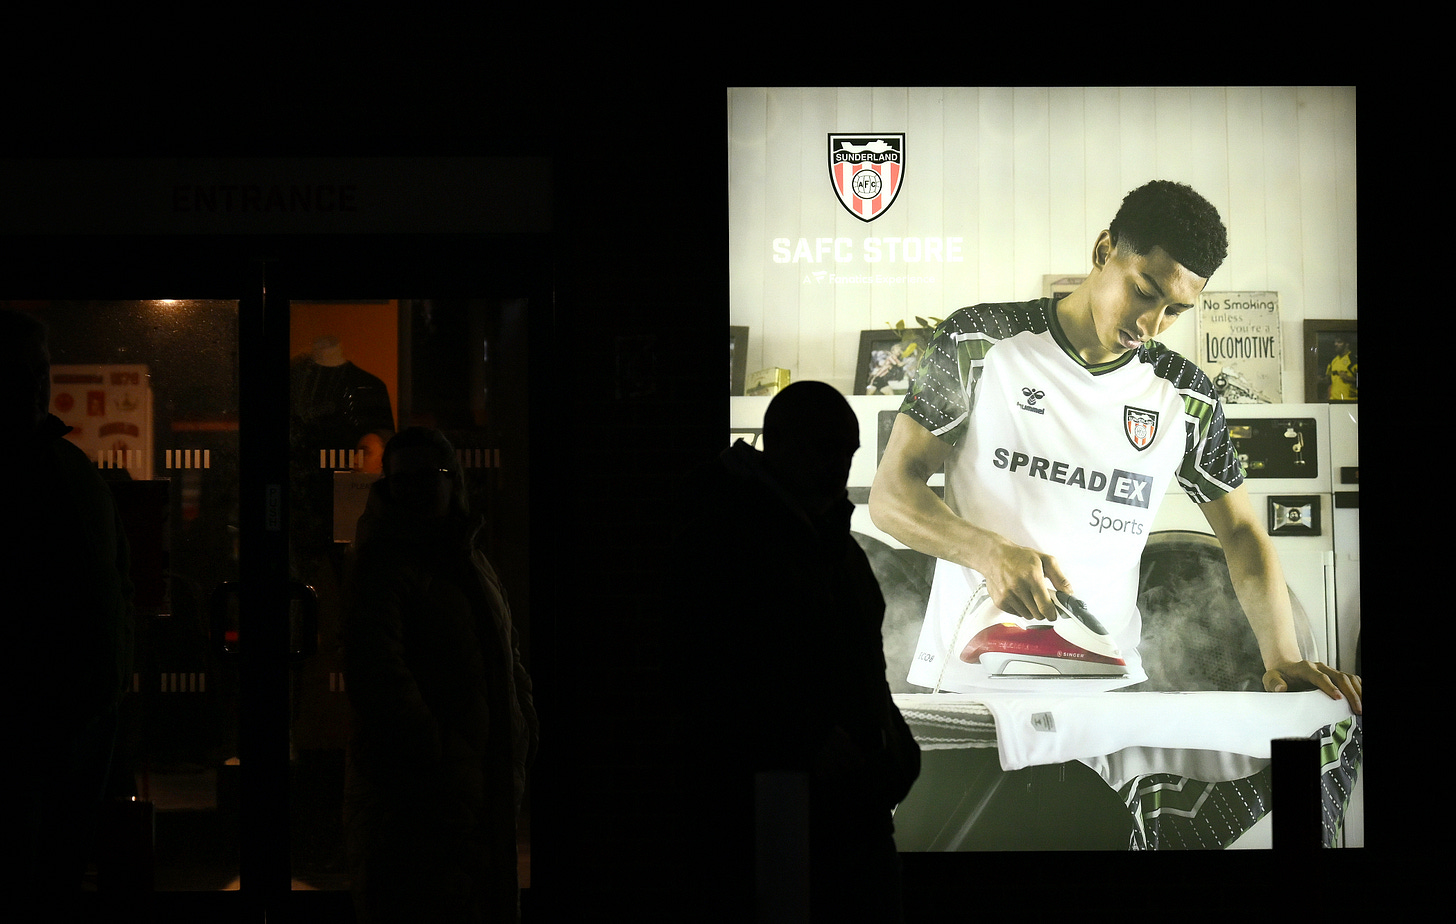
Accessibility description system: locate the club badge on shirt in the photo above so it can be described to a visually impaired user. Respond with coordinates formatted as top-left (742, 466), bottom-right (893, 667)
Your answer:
top-left (1125, 406), bottom-right (1159, 451)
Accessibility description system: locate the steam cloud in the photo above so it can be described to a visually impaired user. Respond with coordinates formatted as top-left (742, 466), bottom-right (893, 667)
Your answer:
top-left (853, 533), bottom-right (936, 694)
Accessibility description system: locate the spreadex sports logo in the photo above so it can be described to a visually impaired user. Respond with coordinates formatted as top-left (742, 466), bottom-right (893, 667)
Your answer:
top-left (828, 133), bottom-right (905, 222)
top-left (991, 447), bottom-right (1155, 509)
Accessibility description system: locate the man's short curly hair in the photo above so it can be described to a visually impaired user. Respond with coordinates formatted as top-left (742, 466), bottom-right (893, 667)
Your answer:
top-left (1108, 180), bottom-right (1228, 279)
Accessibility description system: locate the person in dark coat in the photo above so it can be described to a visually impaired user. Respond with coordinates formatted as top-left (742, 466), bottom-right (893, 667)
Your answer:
top-left (672, 381), bottom-right (921, 923)
top-left (2, 308), bottom-right (134, 914)
top-left (341, 427), bottom-right (538, 923)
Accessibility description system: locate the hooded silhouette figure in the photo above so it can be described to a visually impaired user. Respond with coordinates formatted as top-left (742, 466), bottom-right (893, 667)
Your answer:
top-left (671, 381), bottom-right (920, 923)
top-left (2, 308), bottom-right (134, 911)
top-left (341, 427), bottom-right (537, 923)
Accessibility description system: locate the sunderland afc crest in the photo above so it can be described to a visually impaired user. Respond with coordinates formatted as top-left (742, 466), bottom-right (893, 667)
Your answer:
top-left (1124, 406), bottom-right (1159, 451)
top-left (829, 134), bottom-right (905, 222)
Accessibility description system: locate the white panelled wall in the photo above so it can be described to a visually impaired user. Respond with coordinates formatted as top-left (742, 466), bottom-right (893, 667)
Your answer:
top-left (728, 87), bottom-right (1357, 399)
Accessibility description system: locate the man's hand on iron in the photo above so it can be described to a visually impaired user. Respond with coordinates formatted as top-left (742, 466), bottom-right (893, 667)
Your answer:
top-left (1263, 661), bottom-right (1362, 715)
top-left (984, 539), bottom-right (1073, 622)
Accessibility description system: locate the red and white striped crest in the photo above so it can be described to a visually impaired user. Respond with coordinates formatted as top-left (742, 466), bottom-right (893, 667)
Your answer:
top-left (828, 133), bottom-right (904, 222)
top-left (1124, 406), bottom-right (1159, 451)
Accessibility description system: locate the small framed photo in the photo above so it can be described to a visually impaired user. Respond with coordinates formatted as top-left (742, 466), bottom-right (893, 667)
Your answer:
top-left (730, 326), bottom-right (749, 396)
top-left (1303, 320), bottom-right (1358, 403)
top-left (855, 329), bottom-right (928, 396)
top-left (1043, 274), bottom-right (1086, 305)
top-left (745, 367), bottom-right (791, 397)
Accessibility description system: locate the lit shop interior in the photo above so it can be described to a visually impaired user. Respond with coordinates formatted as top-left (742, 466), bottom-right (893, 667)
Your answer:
top-left (727, 87), bottom-right (1361, 854)
top-left (11, 295), bottom-right (537, 892)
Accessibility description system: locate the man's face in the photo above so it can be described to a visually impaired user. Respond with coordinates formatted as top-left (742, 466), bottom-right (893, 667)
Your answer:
top-left (1083, 231), bottom-right (1207, 363)
top-left (353, 432), bottom-right (386, 474)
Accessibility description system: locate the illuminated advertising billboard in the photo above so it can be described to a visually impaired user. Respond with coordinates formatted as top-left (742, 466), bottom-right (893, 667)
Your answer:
top-left (727, 87), bottom-right (1362, 852)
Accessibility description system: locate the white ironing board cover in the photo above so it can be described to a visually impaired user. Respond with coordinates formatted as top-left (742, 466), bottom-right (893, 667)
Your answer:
top-left (893, 690), bottom-right (1355, 776)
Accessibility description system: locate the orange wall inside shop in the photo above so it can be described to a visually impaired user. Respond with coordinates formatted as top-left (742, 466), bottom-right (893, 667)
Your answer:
top-left (290, 301), bottom-right (400, 430)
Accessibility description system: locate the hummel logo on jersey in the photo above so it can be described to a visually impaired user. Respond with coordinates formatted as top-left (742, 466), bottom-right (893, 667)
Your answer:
top-left (1017, 387), bottom-right (1046, 415)
top-left (991, 447), bottom-right (1155, 509)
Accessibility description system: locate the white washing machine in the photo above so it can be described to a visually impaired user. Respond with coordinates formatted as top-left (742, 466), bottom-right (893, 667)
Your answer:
top-left (1328, 403), bottom-right (1359, 677)
top-left (1156, 400), bottom-right (1357, 678)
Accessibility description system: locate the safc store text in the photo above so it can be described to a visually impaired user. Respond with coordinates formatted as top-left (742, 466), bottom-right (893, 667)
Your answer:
top-left (771, 236), bottom-right (965, 264)
top-left (805, 271), bottom-right (945, 286)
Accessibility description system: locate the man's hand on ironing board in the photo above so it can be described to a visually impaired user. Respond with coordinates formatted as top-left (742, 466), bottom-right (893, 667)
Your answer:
top-left (1264, 660), bottom-right (1362, 715)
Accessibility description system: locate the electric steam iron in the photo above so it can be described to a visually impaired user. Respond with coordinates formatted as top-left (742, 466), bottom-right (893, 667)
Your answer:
top-left (959, 590), bottom-right (1129, 679)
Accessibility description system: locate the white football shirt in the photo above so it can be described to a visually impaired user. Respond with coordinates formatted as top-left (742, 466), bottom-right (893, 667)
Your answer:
top-left (899, 299), bottom-right (1244, 692)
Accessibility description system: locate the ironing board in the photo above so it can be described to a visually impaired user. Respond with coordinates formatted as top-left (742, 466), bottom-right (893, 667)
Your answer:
top-left (892, 691), bottom-right (1363, 850)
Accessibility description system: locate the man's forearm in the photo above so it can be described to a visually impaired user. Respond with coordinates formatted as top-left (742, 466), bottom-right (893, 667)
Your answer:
top-left (868, 475), bottom-right (995, 570)
top-left (1224, 525), bottom-right (1305, 669)
top-left (869, 413), bottom-right (991, 568)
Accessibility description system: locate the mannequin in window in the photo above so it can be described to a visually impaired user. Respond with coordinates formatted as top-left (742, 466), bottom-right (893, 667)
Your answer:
top-left (291, 335), bottom-right (396, 454)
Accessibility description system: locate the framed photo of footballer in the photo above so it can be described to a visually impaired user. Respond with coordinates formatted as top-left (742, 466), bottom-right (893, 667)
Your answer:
top-left (1303, 320), bottom-right (1358, 403)
top-left (856, 329), bottom-right (928, 396)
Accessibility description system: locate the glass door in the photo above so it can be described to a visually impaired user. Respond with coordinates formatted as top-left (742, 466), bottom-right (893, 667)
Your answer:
top-left (9, 274), bottom-right (546, 924)
top-left (284, 298), bottom-right (537, 902)
top-left (11, 299), bottom-right (246, 894)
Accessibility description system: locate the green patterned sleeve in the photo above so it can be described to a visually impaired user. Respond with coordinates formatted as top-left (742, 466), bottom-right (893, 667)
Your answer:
top-left (899, 319), bottom-right (973, 445)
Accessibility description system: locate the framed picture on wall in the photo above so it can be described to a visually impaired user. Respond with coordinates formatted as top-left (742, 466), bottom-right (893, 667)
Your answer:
top-left (1043, 274), bottom-right (1087, 305)
top-left (1303, 320), bottom-right (1358, 403)
top-left (856, 329), bottom-right (929, 396)
top-left (730, 326), bottom-right (748, 396)
top-left (745, 367), bottom-right (791, 397)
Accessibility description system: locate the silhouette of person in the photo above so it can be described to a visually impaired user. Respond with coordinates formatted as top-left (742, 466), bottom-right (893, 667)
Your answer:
top-left (2, 308), bottom-right (135, 911)
top-left (341, 427), bottom-right (538, 923)
top-left (672, 381), bottom-right (920, 923)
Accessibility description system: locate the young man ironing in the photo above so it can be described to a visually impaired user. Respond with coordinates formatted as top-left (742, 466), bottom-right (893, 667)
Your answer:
top-left (869, 180), bottom-right (1361, 712)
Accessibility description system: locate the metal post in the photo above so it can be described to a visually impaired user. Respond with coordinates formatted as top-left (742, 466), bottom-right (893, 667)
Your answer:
top-left (1271, 737), bottom-right (1322, 851)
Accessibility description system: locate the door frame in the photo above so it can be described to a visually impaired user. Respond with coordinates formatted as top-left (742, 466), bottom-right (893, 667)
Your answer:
top-left (6, 228), bottom-right (556, 922)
